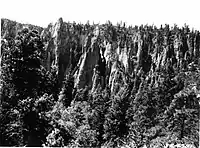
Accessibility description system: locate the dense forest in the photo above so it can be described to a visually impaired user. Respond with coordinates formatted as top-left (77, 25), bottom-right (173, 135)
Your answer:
top-left (0, 18), bottom-right (200, 147)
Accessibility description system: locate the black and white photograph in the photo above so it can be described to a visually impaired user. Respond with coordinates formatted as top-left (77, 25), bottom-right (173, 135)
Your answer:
top-left (0, 0), bottom-right (200, 147)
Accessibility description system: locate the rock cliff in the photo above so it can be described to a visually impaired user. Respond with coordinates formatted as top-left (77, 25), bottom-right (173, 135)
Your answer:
top-left (1, 18), bottom-right (200, 94)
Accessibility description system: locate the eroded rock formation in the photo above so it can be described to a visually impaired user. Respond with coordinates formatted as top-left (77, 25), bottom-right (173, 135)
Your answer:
top-left (1, 18), bottom-right (200, 94)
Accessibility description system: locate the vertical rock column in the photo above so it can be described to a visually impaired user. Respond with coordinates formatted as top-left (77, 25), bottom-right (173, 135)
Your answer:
top-left (74, 34), bottom-right (101, 89)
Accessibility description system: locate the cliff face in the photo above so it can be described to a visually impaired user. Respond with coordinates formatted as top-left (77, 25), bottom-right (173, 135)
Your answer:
top-left (1, 18), bottom-right (200, 93)
top-left (40, 18), bottom-right (89, 85)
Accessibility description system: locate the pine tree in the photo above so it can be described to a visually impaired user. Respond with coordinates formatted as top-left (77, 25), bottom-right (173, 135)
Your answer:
top-left (0, 28), bottom-right (58, 146)
top-left (58, 73), bottom-right (74, 107)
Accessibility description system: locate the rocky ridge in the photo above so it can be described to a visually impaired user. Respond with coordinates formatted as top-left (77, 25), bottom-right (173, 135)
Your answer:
top-left (1, 18), bottom-right (200, 148)
top-left (1, 18), bottom-right (200, 94)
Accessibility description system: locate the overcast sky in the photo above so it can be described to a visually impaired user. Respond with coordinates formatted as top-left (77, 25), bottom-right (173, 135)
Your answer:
top-left (1, 0), bottom-right (200, 30)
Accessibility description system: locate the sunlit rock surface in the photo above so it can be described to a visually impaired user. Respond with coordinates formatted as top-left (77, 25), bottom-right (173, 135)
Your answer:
top-left (1, 18), bottom-right (200, 93)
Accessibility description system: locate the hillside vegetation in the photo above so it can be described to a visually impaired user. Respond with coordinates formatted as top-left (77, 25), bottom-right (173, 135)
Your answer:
top-left (0, 18), bottom-right (199, 147)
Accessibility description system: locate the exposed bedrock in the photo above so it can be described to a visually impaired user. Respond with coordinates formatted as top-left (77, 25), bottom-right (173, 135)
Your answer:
top-left (1, 18), bottom-right (200, 93)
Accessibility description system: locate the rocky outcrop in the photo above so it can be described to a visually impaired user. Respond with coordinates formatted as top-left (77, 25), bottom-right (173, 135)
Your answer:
top-left (74, 28), bottom-right (102, 89)
top-left (1, 18), bottom-right (200, 94)
top-left (40, 18), bottom-right (86, 85)
top-left (42, 18), bottom-right (71, 83)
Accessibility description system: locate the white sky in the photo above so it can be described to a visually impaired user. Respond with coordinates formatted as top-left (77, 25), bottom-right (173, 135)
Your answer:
top-left (1, 0), bottom-right (200, 30)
